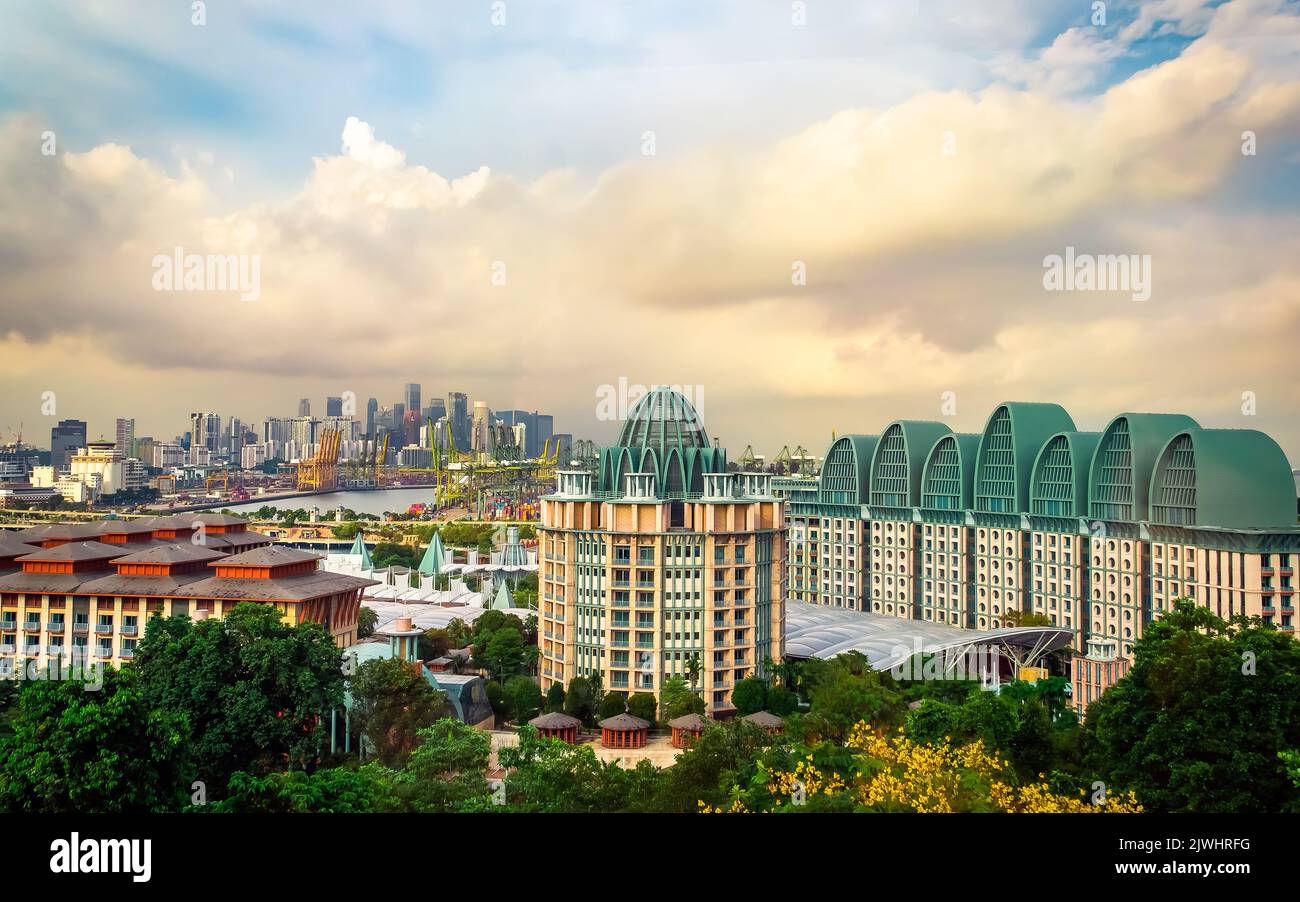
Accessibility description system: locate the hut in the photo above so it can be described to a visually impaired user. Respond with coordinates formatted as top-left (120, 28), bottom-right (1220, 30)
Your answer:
top-left (668, 713), bottom-right (707, 749)
top-left (598, 713), bottom-right (650, 749)
top-left (741, 710), bottom-right (785, 734)
top-left (529, 711), bottom-right (582, 744)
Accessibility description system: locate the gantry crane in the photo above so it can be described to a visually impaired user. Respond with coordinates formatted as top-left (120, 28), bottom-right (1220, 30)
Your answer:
top-left (296, 428), bottom-right (342, 491)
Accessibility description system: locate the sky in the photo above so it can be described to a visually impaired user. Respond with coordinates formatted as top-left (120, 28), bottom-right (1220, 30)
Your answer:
top-left (0, 0), bottom-right (1298, 461)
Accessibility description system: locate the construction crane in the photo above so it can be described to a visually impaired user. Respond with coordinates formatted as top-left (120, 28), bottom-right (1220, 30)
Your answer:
top-left (296, 428), bottom-right (342, 491)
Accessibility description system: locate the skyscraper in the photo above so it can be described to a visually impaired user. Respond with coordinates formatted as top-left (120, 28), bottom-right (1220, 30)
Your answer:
top-left (447, 392), bottom-right (468, 451)
top-left (190, 413), bottom-right (222, 463)
top-left (50, 419), bottom-right (87, 472)
top-left (114, 418), bottom-right (135, 456)
top-left (366, 397), bottom-right (379, 437)
top-left (404, 383), bottom-right (421, 415)
top-left (326, 396), bottom-right (343, 417)
top-left (298, 398), bottom-right (311, 417)
top-left (535, 414), bottom-right (554, 456)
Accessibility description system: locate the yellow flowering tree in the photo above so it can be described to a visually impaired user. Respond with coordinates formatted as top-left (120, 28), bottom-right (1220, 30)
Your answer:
top-left (705, 720), bottom-right (1141, 814)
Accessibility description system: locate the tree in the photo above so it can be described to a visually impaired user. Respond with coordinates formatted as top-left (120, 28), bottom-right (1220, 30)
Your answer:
top-left (661, 675), bottom-right (704, 719)
top-left (686, 654), bottom-right (702, 690)
top-left (477, 628), bottom-right (526, 681)
top-left (497, 725), bottom-right (654, 813)
top-left (350, 658), bottom-right (450, 766)
top-left (799, 653), bottom-right (905, 743)
top-left (419, 628), bottom-right (452, 661)
top-left (134, 603), bottom-right (347, 790)
top-left (627, 692), bottom-right (658, 723)
top-left (654, 720), bottom-right (776, 813)
top-left (205, 767), bottom-right (379, 813)
top-left (597, 691), bottom-right (627, 720)
top-left (370, 719), bottom-right (494, 813)
top-left (357, 606), bottom-right (378, 639)
top-left (503, 676), bottom-right (543, 724)
top-left (731, 677), bottom-right (768, 716)
top-left (1084, 600), bottom-right (1300, 813)
top-left (767, 685), bottom-right (797, 717)
top-left (544, 682), bottom-right (566, 713)
top-left (445, 618), bottom-right (473, 650)
top-left (0, 667), bottom-right (190, 813)
top-left (563, 677), bottom-right (597, 723)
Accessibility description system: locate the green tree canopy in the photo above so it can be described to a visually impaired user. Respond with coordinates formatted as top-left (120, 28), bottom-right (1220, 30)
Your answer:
top-left (134, 602), bottom-right (346, 790)
top-left (1084, 600), bottom-right (1300, 812)
top-left (350, 657), bottom-right (450, 767)
top-left (0, 667), bottom-right (190, 813)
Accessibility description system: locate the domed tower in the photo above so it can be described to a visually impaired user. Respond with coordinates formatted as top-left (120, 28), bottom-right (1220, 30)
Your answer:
top-left (599, 387), bottom-right (726, 497)
top-left (540, 387), bottom-right (784, 717)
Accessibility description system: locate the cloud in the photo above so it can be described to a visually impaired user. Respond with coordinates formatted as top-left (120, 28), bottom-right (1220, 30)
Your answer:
top-left (1, 0), bottom-right (1299, 458)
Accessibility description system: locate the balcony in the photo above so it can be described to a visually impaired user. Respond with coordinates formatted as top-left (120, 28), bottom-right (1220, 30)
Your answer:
top-left (72, 622), bottom-right (90, 635)
top-left (0, 621), bottom-right (15, 632)
top-left (121, 624), bottom-right (138, 636)
top-left (47, 621), bottom-right (66, 632)
top-left (119, 647), bottom-right (135, 659)
top-left (94, 624), bottom-right (114, 635)
top-left (23, 621), bottom-right (40, 633)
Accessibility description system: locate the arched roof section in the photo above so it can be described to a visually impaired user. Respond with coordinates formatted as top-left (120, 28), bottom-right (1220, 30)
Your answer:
top-left (817, 435), bottom-right (878, 506)
top-left (1149, 428), bottom-right (1296, 529)
top-left (974, 402), bottom-right (1076, 514)
top-left (869, 421), bottom-right (953, 508)
top-left (616, 387), bottom-right (710, 453)
top-left (921, 433), bottom-right (980, 511)
top-left (1030, 432), bottom-right (1100, 518)
top-left (1088, 412), bottom-right (1198, 522)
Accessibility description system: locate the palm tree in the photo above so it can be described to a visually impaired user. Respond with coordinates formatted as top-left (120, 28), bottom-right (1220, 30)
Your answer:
top-left (686, 654), bottom-right (702, 691)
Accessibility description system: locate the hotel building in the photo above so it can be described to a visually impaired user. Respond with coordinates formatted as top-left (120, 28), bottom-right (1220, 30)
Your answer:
top-left (0, 513), bottom-right (374, 676)
top-left (538, 388), bottom-right (784, 714)
top-left (785, 403), bottom-right (1299, 711)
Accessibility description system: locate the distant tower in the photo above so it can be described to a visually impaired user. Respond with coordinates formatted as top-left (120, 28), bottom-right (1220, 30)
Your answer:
top-left (298, 398), bottom-right (311, 417)
top-left (404, 383), bottom-right (421, 415)
top-left (114, 418), bottom-right (135, 456)
top-left (50, 419), bottom-right (87, 472)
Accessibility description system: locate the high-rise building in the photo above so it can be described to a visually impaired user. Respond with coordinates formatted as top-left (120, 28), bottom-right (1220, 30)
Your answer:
top-left (298, 398), bottom-right (311, 417)
top-left (114, 418), bottom-right (135, 456)
top-left (538, 387), bottom-right (784, 714)
top-left (50, 419), bottom-right (86, 473)
top-left (784, 402), bottom-right (1300, 714)
top-left (366, 397), bottom-right (378, 438)
top-left (425, 398), bottom-right (447, 427)
top-left (326, 396), bottom-right (343, 417)
top-left (189, 413), bottom-right (221, 464)
top-left (404, 383), bottom-right (421, 415)
top-left (447, 393), bottom-right (468, 450)
top-left (471, 401), bottom-right (493, 453)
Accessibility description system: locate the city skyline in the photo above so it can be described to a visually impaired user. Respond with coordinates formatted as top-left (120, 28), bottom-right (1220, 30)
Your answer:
top-left (2, 2), bottom-right (1298, 460)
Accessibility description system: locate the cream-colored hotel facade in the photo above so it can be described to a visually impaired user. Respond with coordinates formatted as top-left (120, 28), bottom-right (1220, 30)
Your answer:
top-left (779, 404), bottom-right (1299, 711)
top-left (538, 389), bottom-right (783, 714)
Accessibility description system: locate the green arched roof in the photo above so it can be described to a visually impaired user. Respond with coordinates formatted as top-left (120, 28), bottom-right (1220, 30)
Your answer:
top-left (617, 387), bottom-right (710, 453)
top-left (974, 402), bottom-right (1076, 514)
top-left (1149, 428), bottom-right (1296, 529)
top-left (921, 433), bottom-right (980, 511)
top-left (818, 435), bottom-right (878, 506)
top-left (870, 421), bottom-right (953, 508)
top-left (1088, 412), bottom-right (1198, 522)
top-left (1030, 432), bottom-right (1100, 518)
top-left (600, 388), bottom-right (723, 494)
